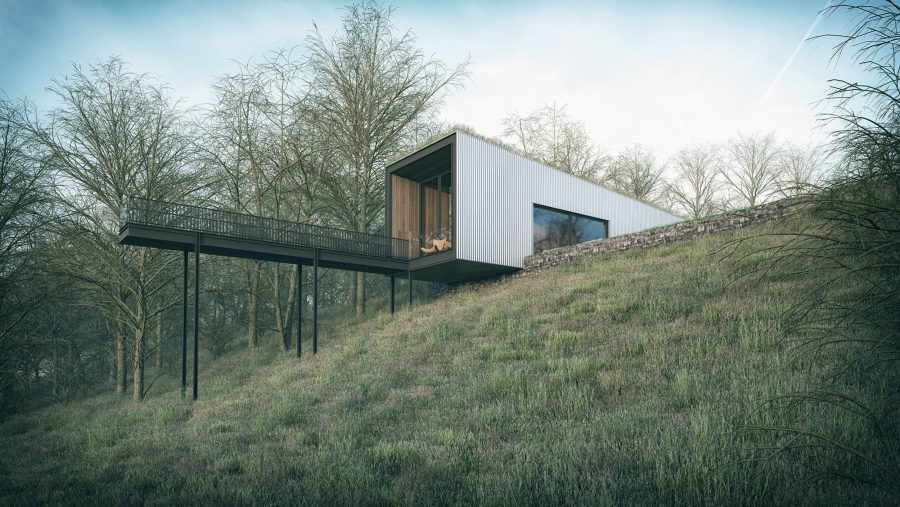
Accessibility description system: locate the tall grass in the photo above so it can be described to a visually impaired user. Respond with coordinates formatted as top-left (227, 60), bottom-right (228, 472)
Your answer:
top-left (721, 3), bottom-right (900, 501)
top-left (0, 222), bottom-right (892, 505)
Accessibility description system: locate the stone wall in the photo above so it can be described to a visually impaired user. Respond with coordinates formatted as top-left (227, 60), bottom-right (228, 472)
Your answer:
top-left (519, 200), bottom-right (793, 275)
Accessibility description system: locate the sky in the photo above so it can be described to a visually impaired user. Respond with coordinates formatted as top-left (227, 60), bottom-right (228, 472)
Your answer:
top-left (0, 0), bottom-right (860, 162)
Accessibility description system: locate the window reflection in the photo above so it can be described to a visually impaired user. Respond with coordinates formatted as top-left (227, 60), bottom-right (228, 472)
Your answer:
top-left (533, 205), bottom-right (607, 254)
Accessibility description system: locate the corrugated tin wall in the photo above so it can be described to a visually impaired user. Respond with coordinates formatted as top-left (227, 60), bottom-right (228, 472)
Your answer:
top-left (455, 132), bottom-right (681, 268)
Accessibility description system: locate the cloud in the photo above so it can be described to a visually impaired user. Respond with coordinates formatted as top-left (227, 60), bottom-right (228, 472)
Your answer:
top-left (1, 0), bottom-right (859, 163)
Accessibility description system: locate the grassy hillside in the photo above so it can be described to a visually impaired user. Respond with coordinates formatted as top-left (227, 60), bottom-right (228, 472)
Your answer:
top-left (0, 222), bottom-right (887, 505)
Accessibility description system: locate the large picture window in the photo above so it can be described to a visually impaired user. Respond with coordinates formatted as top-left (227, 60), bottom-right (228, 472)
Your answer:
top-left (533, 205), bottom-right (607, 254)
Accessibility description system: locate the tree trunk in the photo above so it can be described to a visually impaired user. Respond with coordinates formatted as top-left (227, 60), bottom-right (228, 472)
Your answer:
top-left (356, 272), bottom-right (365, 317)
top-left (155, 302), bottom-right (163, 369)
top-left (106, 322), bottom-right (115, 385)
top-left (132, 330), bottom-right (144, 401)
top-left (108, 344), bottom-right (115, 385)
top-left (52, 335), bottom-right (59, 400)
top-left (273, 264), bottom-right (298, 352)
top-left (286, 269), bottom-right (297, 348)
top-left (274, 264), bottom-right (286, 352)
top-left (348, 271), bottom-right (357, 313)
top-left (246, 261), bottom-right (260, 349)
top-left (66, 339), bottom-right (78, 401)
top-left (355, 216), bottom-right (366, 317)
top-left (115, 324), bottom-right (127, 396)
top-left (133, 305), bottom-right (145, 401)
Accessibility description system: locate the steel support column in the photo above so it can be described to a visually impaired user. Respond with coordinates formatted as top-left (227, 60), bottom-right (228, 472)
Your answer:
top-left (389, 275), bottom-right (395, 315)
top-left (313, 249), bottom-right (319, 354)
top-left (296, 263), bottom-right (302, 358)
top-left (193, 233), bottom-right (200, 401)
top-left (407, 271), bottom-right (413, 307)
top-left (181, 250), bottom-right (187, 397)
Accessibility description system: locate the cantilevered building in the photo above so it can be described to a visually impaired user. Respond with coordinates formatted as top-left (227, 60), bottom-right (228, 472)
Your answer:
top-left (387, 131), bottom-right (681, 282)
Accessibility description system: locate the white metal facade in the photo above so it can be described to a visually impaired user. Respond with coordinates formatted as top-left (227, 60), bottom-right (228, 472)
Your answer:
top-left (454, 132), bottom-right (681, 268)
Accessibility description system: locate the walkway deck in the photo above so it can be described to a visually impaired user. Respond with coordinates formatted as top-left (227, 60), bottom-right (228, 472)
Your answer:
top-left (118, 197), bottom-right (412, 274)
top-left (118, 197), bottom-right (417, 399)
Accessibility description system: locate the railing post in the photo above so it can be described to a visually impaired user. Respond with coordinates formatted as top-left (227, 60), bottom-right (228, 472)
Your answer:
top-left (313, 249), bottom-right (319, 354)
top-left (181, 250), bottom-right (187, 398)
top-left (390, 275), bottom-right (395, 315)
top-left (193, 232), bottom-right (200, 401)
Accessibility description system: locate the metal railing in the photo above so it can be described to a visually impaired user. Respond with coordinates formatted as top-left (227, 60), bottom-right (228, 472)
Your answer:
top-left (120, 196), bottom-right (412, 260)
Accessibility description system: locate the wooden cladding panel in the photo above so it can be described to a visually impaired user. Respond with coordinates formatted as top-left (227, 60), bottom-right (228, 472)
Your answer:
top-left (391, 175), bottom-right (419, 242)
top-left (422, 186), bottom-right (450, 239)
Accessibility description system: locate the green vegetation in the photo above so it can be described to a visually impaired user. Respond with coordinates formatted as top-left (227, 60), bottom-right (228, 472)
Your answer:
top-left (0, 223), bottom-right (892, 505)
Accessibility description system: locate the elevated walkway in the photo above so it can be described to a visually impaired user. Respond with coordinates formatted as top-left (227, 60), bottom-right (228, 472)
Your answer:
top-left (118, 197), bottom-right (412, 274)
top-left (117, 196), bottom-right (416, 400)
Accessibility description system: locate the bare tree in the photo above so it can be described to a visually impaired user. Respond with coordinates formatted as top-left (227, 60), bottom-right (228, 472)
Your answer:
top-left (607, 144), bottom-right (665, 203)
top-left (201, 49), bottom-right (331, 351)
top-left (0, 98), bottom-right (54, 412)
top-left (666, 145), bottom-right (724, 219)
top-left (503, 103), bottom-right (607, 180)
top-left (255, 50), bottom-right (327, 352)
top-left (775, 143), bottom-right (828, 197)
top-left (721, 132), bottom-right (781, 207)
top-left (306, 1), bottom-right (467, 316)
top-left (201, 63), bottom-right (270, 349)
top-left (257, 52), bottom-right (304, 352)
top-left (30, 58), bottom-right (197, 401)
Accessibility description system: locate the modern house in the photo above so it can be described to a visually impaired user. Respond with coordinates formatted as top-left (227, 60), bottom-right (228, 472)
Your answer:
top-left (387, 131), bottom-right (681, 282)
top-left (118, 129), bottom-right (683, 396)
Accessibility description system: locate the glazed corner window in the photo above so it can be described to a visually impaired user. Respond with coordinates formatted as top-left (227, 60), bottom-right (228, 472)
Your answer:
top-left (532, 205), bottom-right (607, 254)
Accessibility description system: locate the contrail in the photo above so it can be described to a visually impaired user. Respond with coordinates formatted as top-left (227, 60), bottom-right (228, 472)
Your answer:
top-left (753, 0), bottom-right (831, 113)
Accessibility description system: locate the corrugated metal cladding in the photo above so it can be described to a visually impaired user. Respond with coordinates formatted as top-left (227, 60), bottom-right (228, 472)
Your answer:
top-left (454, 132), bottom-right (681, 268)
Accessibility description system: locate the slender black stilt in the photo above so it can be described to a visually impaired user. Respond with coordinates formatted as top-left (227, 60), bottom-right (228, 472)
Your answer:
top-left (296, 263), bottom-right (302, 358)
top-left (389, 275), bottom-right (395, 315)
top-left (407, 271), bottom-right (413, 307)
top-left (313, 249), bottom-right (319, 354)
top-left (193, 234), bottom-right (200, 401)
top-left (181, 250), bottom-right (187, 397)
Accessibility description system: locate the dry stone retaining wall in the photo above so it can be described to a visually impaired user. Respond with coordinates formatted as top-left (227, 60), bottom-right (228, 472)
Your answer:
top-left (519, 201), bottom-right (792, 275)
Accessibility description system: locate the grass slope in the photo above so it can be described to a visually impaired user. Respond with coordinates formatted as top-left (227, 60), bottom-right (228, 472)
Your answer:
top-left (0, 224), bottom-right (880, 505)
